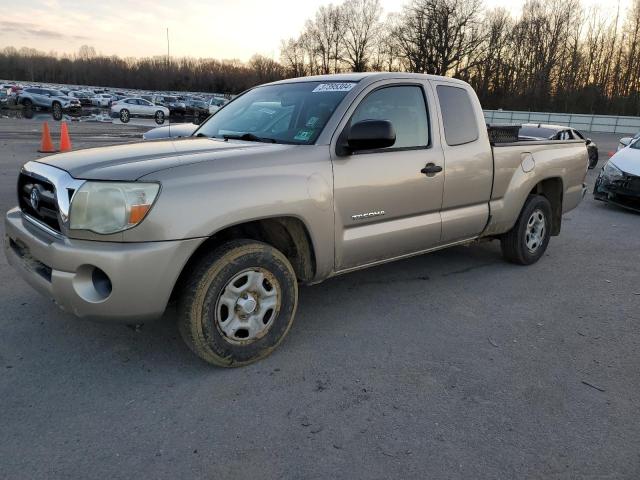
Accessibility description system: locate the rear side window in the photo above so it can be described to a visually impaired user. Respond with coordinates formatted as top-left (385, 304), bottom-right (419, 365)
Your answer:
top-left (436, 85), bottom-right (479, 146)
top-left (351, 85), bottom-right (429, 149)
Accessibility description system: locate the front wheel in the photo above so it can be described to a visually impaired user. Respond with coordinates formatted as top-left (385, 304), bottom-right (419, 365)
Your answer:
top-left (154, 111), bottom-right (165, 124)
top-left (52, 102), bottom-right (63, 120)
top-left (500, 195), bottom-right (552, 265)
top-left (119, 109), bottom-right (130, 123)
top-left (178, 240), bottom-right (298, 367)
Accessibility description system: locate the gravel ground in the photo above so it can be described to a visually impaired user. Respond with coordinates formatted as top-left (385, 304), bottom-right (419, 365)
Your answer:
top-left (0, 120), bottom-right (638, 479)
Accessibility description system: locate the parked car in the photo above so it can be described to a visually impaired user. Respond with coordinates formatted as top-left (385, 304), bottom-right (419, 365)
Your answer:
top-left (91, 94), bottom-right (113, 108)
top-left (17, 87), bottom-right (81, 115)
top-left (0, 90), bottom-right (7, 107)
top-left (617, 131), bottom-right (640, 151)
top-left (142, 122), bottom-right (198, 140)
top-left (186, 98), bottom-right (209, 119)
top-left (594, 140), bottom-right (640, 212)
top-left (111, 97), bottom-right (169, 124)
top-left (67, 90), bottom-right (93, 106)
top-left (4, 73), bottom-right (588, 367)
top-left (519, 123), bottom-right (598, 169)
top-left (208, 97), bottom-right (225, 114)
top-left (152, 95), bottom-right (186, 116)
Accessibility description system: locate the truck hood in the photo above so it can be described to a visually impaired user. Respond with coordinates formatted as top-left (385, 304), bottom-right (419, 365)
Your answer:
top-left (610, 147), bottom-right (640, 176)
top-left (143, 122), bottom-right (197, 140)
top-left (35, 137), bottom-right (291, 181)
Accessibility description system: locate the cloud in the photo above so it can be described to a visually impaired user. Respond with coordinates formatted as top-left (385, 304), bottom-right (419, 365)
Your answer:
top-left (0, 21), bottom-right (89, 41)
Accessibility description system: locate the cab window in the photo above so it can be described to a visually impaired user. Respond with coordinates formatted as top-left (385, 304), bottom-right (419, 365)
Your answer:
top-left (436, 85), bottom-right (479, 146)
top-left (350, 85), bottom-right (429, 149)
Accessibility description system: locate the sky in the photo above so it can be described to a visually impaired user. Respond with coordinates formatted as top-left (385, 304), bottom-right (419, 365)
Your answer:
top-left (0, 0), bottom-right (632, 61)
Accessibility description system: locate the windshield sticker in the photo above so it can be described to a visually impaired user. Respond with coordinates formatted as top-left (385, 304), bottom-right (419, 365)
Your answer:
top-left (294, 129), bottom-right (314, 141)
top-left (312, 83), bottom-right (356, 93)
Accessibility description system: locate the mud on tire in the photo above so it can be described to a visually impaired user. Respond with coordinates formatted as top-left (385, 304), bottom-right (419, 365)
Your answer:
top-left (178, 240), bottom-right (298, 367)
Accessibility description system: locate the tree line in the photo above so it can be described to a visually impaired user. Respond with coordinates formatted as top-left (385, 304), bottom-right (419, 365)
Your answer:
top-left (2, 0), bottom-right (640, 115)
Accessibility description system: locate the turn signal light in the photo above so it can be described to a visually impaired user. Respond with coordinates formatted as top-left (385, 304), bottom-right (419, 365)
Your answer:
top-left (128, 204), bottom-right (152, 225)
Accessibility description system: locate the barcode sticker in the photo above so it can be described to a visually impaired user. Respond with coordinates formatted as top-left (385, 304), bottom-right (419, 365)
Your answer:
top-left (312, 83), bottom-right (356, 93)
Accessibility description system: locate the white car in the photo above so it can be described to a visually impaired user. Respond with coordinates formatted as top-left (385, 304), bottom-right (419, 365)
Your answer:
top-left (111, 98), bottom-right (169, 124)
top-left (617, 131), bottom-right (640, 151)
top-left (92, 94), bottom-right (113, 108)
top-left (594, 139), bottom-right (640, 212)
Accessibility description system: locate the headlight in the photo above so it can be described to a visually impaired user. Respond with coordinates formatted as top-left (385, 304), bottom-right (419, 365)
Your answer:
top-left (602, 162), bottom-right (624, 181)
top-left (69, 182), bottom-right (160, 234)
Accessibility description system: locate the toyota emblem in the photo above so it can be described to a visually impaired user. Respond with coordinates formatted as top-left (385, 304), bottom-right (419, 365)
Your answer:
top-left (30, 187), bottom-right (41, 212)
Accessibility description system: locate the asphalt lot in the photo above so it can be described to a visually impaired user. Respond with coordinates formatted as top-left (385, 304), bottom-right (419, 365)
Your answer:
top-left (0, 119), bottom-right (639, 479)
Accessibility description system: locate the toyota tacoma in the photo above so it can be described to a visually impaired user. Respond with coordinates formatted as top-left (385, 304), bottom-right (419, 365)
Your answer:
top-left (4, 73), bottom-right (589, 366)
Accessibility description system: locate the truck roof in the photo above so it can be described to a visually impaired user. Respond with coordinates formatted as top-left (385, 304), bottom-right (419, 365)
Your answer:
top-left (267, 72), bottom-right (469, 87)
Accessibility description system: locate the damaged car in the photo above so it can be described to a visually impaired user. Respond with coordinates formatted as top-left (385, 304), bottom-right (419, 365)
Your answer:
top-left (594, 139), bottom-right (640, 212)
top-left (519, 124), bottom-right (598, 169)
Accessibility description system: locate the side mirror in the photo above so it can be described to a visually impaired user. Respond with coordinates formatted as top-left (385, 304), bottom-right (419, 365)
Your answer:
top-left (620, 137), bottom-right (632, 147)
top-left (342, 120), bottom-right (396, 154)
top-left (586, 138), bottom-right (592, 143)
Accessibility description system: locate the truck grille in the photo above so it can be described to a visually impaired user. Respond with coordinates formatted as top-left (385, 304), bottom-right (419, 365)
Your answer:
top-left (18, 171), bottom-right (62, 233)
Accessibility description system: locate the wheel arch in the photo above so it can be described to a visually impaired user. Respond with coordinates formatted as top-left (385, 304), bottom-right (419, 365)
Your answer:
top-left (170, 215), bottom-right (317, 302)
top-left (529, 177), bottom-right (563, 235)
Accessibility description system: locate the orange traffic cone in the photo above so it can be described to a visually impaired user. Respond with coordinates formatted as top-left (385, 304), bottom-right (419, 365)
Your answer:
top-left (38, 122), bottom-right (57, 153)
top-left (59, 121), bottom-right (72, 152)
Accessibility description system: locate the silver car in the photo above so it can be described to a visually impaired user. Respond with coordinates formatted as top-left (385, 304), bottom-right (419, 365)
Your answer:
top-left (18, 88), bottom-right (81, 115)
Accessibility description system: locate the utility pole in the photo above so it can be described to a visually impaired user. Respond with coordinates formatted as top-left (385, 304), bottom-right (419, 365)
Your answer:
top-left (166, 27), bottom-right (170, 65)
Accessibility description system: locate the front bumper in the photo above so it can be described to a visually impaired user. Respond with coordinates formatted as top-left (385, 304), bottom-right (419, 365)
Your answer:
top-left (4, 208), bottom-right (202, 322)
top-left (593, 171), bottom-right (640, 213)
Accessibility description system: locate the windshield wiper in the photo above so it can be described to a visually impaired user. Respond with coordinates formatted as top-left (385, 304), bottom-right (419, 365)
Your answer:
top-left (223, 133), bottom-right (277, 143)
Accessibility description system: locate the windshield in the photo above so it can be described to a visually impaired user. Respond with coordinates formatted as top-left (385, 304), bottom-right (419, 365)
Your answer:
top-left (630, 137), bottom-right (640, 149)
top-left (196, 81), bottom-right (356, 144)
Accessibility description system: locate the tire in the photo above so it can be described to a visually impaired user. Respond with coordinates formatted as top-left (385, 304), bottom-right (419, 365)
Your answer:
top-left (178, 240), bottom-right (298, 367)
top-left (588, 149), bottom-right (599, 169)
top-left (119, 109), bottom-right (130, 123)
top-left (154, 111), bottom-right (165, 125)
top-left (52, 102), bottom-right (63, 121)
top-left (500, 195), bottom-right (552, 265)
top-left (22, 98), bottom-right (32, 108)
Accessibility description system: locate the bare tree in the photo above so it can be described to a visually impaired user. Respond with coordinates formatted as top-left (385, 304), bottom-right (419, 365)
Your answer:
top-left (280, 38), bottom-right (307, 77)
top-left (341, 0), bottom-right (382, 71)
top-left (248, 54), bottom-right (285, 83)
top-left (394, 0), bottom-right (485, 76)
top-left (305, 5), bottom-right (345, 74)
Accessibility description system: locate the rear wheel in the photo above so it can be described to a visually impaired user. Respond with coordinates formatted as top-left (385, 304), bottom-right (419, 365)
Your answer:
top-left (500, 195), bottom-right (552, 265)
top-left (154, 111), bottom-right (165, 125)
top-left (119, 109), bottom-right (130, 123)
top-left (178, 240), bottom-right (298, 367)
top-left (588, 148), bottom-right (599, 169)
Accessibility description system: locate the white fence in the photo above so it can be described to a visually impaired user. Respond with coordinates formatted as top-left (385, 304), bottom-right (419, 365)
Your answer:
top-left (483, 110), bottom-right (640, 134)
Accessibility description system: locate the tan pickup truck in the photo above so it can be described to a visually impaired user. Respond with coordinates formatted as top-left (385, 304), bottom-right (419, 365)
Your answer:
top-left (4, 73), bottom-right (589, 366)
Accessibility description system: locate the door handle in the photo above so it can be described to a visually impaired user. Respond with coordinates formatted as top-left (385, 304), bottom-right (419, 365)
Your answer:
top-left (421, 163), bottom-right (443, 176)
